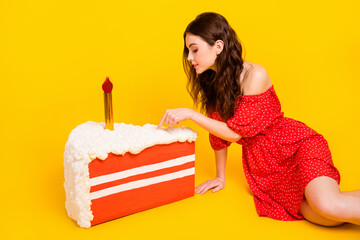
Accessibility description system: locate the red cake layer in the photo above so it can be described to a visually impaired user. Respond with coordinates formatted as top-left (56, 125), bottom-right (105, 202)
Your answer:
top-left (89, 141), bottom-right (195, 226)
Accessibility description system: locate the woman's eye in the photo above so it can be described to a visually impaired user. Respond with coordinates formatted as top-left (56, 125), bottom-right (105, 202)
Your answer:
top-left (193, 49), bottom-right (198, 53)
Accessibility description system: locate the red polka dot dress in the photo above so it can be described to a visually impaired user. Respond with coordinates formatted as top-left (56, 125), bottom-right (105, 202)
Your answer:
top-left (209, 85), bottom-right (341, 221)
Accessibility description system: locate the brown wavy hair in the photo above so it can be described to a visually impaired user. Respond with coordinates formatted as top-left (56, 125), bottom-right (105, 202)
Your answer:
top-left (183, 12), bottom-right (245, 121)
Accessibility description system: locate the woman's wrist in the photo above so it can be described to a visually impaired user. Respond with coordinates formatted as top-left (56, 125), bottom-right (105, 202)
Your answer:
top-left (188, 109), bottom-right (198, 121)
top-left (216, 174), bottom-right (225, 181)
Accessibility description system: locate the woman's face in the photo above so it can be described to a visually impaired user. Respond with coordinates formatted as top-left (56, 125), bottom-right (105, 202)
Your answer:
top-left (185, 33), bottom-right (221, 74)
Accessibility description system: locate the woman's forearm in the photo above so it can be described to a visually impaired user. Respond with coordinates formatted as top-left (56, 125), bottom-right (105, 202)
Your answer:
top-left (157, 108), bottom-right (241, 142)
top-left (215, 148), bottom-right (227, 179)
top-left (190, 110), bottom-right (241, 142)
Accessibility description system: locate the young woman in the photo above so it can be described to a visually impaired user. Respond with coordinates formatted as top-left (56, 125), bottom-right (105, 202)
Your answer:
top-left (157, 12), bottom-right (360, 227)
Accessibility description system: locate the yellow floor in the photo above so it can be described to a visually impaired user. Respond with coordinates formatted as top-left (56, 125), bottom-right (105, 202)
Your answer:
top-left (2, 128), bottom-right (360, 239)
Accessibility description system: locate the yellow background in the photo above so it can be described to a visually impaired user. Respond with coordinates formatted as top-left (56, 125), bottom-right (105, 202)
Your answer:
top-left (1, 0), bottom-right (360, 239)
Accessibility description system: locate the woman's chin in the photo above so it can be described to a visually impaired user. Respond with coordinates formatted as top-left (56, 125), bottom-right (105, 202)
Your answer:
top-left (196, 68), bottom-right (214, 74)
top-left (195, 67), bottom-right (205, 74)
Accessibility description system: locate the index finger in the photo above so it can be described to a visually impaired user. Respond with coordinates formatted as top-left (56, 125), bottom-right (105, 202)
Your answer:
top-left (157, 112), bottom-right (167, 129)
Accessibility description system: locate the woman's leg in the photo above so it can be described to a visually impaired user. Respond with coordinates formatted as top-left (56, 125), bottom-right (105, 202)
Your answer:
top-left (299, 197), bottom-right (344, 227)
top-left (304, 176), bottom-right (360, 225)
top-left (342, 190), bottom-right (360, 198)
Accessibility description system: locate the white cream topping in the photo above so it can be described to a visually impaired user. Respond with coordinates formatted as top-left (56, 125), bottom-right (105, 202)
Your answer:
top-left (64, 121), bottom-right (197, 228)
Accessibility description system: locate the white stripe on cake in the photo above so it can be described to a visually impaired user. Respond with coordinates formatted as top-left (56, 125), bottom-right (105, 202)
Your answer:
top-left (90, 167), bottom-right (195, 200)
top-left (89, 154), bottom-right (195, 187)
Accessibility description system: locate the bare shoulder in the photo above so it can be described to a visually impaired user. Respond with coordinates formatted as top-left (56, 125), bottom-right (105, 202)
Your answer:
top-left (241, 63), bottom-right (272, 96)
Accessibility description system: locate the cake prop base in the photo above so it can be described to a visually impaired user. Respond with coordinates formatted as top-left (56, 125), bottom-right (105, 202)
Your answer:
top-left (64, 121), bottom-right (197, 228)
top-left (90, 141), bottom-right (195, 226)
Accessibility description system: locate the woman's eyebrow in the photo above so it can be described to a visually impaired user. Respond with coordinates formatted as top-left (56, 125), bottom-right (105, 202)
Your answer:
top-left (189, 43), bottom-right (197, 47)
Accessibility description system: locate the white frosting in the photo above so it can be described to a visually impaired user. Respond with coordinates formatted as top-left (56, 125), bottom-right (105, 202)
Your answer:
top-left (64, 121), bottom-right (197, 228)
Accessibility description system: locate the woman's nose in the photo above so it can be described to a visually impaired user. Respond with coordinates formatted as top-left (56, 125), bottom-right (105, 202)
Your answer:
top-left (187, 53), bottom-right (193, 62)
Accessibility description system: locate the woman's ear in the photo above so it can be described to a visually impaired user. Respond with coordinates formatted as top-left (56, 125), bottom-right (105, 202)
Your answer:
top-left (215, 40), bottom-right (224, 55)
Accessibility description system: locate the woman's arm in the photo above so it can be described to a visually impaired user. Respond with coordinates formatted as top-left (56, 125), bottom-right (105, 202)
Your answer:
top-left (195, 148), bottom-right (227, 194)
top-left (214, 148), bottom-right (227, 179)
top-left (157, 108), bottom-right (242, 142)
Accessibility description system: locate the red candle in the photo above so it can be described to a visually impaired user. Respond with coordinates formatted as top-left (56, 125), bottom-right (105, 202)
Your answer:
top-left (102, 77), bottom-right (114, 130)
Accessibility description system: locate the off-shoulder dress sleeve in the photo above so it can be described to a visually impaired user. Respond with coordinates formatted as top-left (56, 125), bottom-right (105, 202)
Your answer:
top-left (208, 91), bottom-right (275, 148)
top-left (209, 132), bottom-right (231, 150)
top-left (226, 96), bottom-right (269, 138)
top-left (208, 111), bottom-right (232, 150)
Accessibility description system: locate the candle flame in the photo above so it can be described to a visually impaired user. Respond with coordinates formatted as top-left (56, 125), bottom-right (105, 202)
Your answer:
top-left (102, 77), bottom-right (113, 93)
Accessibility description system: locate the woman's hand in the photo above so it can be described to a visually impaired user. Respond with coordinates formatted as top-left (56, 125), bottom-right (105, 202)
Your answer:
top-left (157, 108), bottom-right (194, 128)
top-left (195, 177), bottom-right (226, 194)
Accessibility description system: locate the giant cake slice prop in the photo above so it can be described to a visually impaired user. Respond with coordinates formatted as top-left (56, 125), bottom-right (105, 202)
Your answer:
top-left (64, 77), bottom-right (197, 228)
